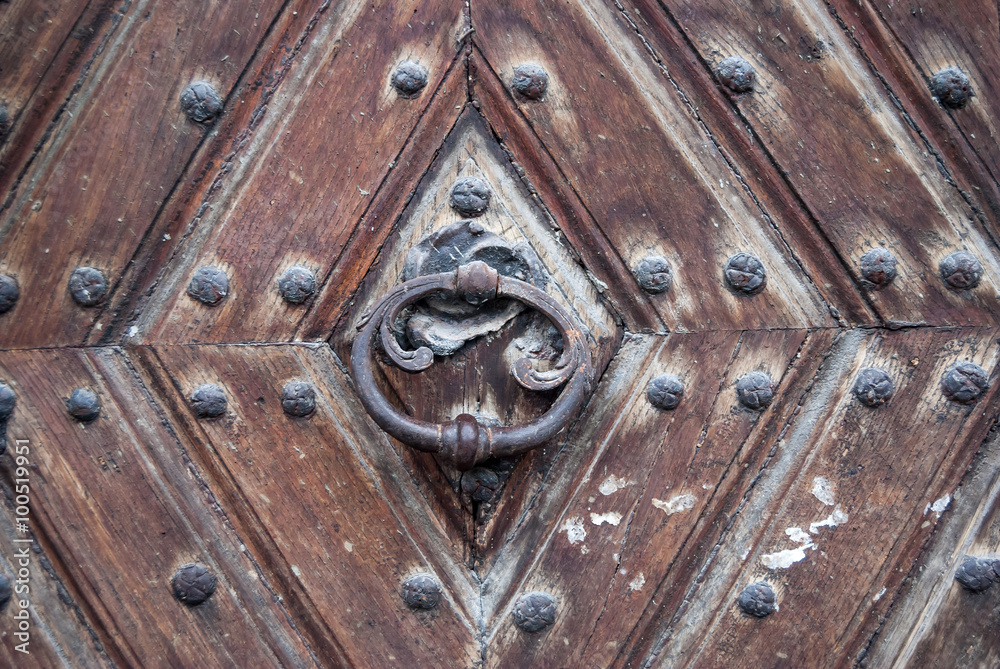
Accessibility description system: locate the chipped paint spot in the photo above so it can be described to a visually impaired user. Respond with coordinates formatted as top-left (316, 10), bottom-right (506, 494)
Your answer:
top-left (809, 506), bottom-right (849, 533)
top-left (629, 573), bottom-right (646, 591)
top-left (811, 477), bottom-right (836, 506)
top-left (580, 545), bottom-right (590, 555)
top-left (343, 541), bottom-right (353, 552)
top-left (924, 494), bottom-right (951, 518)
top-left (590, 511), bottom-right (623, 526)
top-left (599, 475), bottom-right (632, 496)
top-left (762, 546), bottom-right (811, 570)
top-left (785, 527), bottom-right (811, 544)
top-left (291, 565), bottom-right (302, 577)
top-left (652, 493), bottom-right (696, 515)
top-left (873, 587), bottom-right (886, 602)
top-left (561, 516), bottom-right (586, 544)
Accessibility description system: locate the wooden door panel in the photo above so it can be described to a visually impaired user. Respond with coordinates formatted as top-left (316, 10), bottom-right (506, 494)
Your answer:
top-left (0, 347), bottom-right (313, 666)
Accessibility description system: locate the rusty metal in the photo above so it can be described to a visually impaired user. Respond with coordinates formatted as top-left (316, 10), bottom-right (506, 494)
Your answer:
top-left (736, 371), bottom-right (775, 410)
top-left (859, 248), bottom-right (897, 290)
top-left (461, 467), bottom-right (501, 502)
top-left (68, 267), bottom-right (108, 307)
top-left (190, 384), bottom-right (227, 419)
top-left (634, 255), bottom-right (673, 294)
top-left (171, 563), bottom-right (217, 606)
top-left (647, 373), bottom-right (684, 410)
top-left (852, 368), bottom-right (894, 408)
top-left (930, 67), bottom-right (974, 110)
top-left (401, 573), bottom-right (441, 610)
top-left (954, 556), bottom-right (999, 593)
top-left (281, 380), bottom-right (316, 418)
top-left (513, 592), bottom-right (557, 632)
top-left (939, 251), bottom-right (983, 291)
top-left (512, 63), bottom-right (548, 100)
top-left (716, 56), bottom-right (756, 93)
top-left (351, 260), bottom-right (594, 471)
top-left (0, 382), bottom-right (14, 455)
top-left (277, 266), bottom-right (316, 304)
top-left (724, 253), bottom-right (767, 296)
top-left (449, 177), bottom-right (492, 217)
top-left (941, 362), bottom-right (989, 404)
top-left (392, 61), bottom-right (428, 98)
top-left (737, 582), bottom-right (776, 617)
top-left (180, 81), bottom-right (223, 124)
top-left (66, 387), bottom-right (101, 422)
top-left (187, 266), bottom-right (229, 306)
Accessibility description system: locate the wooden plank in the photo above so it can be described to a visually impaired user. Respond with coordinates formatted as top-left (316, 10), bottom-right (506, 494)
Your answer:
top-left (0, 0), bottom-right (291, 348)
top-left (632, 0), bottom-right (1000, 327)
top-left (133, 0), bottom-right (467, 345)
top-left (0, 347), bottom-right (315, 666)
top-left (483, 329), bottom-right (820, 667)
top-left (472, 0), bottom-right (835, 332)
top-left (655, 327), bottom-right (1000, 667)
top-left (142, 343), bottom-right (481, 667)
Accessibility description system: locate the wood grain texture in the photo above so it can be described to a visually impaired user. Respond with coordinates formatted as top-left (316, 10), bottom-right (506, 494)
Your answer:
top-left (0, 0), bottom-right (290, 348)
top-left (473, 0), bottom-right (835, 332)
top-left (141, 343), bottom-right (480, 667)
top-left (634, 0), bottom-right (1000, 327)
top-left (0, 347), bottom-right (314, 667)
top-left (135, 0), bottom-right (467, 345)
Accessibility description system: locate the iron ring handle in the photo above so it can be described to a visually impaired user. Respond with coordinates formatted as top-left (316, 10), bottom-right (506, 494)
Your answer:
top-left (350, 260), bottom-right (594, 471)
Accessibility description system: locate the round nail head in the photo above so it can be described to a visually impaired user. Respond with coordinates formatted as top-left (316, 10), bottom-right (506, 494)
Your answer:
top-left (930, 67), bottom-right (974, 110)
top-left (68, 267), bottom-right (108, 307)
top-left (512, 63), bottom-right (548, 100)
top-left (0, 274), bottom-right (19, 314)
top-left (187, 266), bottom-right (229, 306)
top-left (634, 255), bottom-right (673, 294)
top-left (461, 467), bottom-right (501, 502)
top-left (647, 373), bottom-right (684, 410)
top-left (724, 253), bottom-right (767, 296)
top-left (171, 563), bottom-right (217, 606)
top-left (281, 380), bottom-right (316, 417)
top-left (717, 56), bottom-right (756, 93)
top-left (277, 266), bottom-right (316, 304)
top-left (191, 384), bottom-right (227, 418)
top-left (736, 371), bottom-right (775, 411)
top-left (392, 61), bottom-right (428, 98)
top-left (401, 573), bottom-right (441, 610)
top-left (955, 556), bottom-right (999, 593)
top-left (852, 368), bottom-right (894, 407)
top-left (737, 582), bottom-right (776, 617)
top-left (180, 81), bottom-right (223, 124)
top-left (941, 362), bottom-right (989, 404)
top-left (66, 387), bottom-right (101, 422)
top-left (449, 177), bottom-right (492, 217)
top-left (939, 251), bottom-right (983, 291)
top-left (859, 248), bottom-right (897, 290)
top-left (513, 592), bottom-right (557, 633)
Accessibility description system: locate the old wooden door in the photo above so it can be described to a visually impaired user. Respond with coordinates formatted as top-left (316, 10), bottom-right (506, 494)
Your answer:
top-left (1, 0), bottom-right (999, 666)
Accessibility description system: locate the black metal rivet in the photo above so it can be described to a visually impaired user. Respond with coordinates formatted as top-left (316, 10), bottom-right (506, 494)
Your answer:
top-left (737, 582), bottom-right (776, 617)
top-left (180, 81), bottom-right (223, 124)
top-left (941, 362), bottom-right (989, 404)
top-left (954, 556), bottom-right (999, 593)
top-left (716, 56), bottom-right (756, 93)
top-left (0, 274), bottom-right (19, 313)
top-left (513, 592), bottom-right (557, 633)
top-left (647, 373), bottom-right (684, 410)
top-left (68, 267), bottom-right (108, 307)
top-left (736, 371), bottom-right (775, 411)
top-left (512, 63), bottom-right (548, 100)
top-left (852, 368), bottom-right (894, 407)
top-left (634, 255), bottom-right (674, 294)
top-left (449, 177), bottom-right (491, 217)
top-left (859, 248), bottom-right (897, 290)
top-left (930, 67), bottom-right (974, 110)
top-left (0, 382), bottom-right (14, 455)
top-left (187, 266), bottom-right (229, 306)
top-left (66, 387), bottom-right (101, 422)
top-left (724, 253), bottom-right (767, 296)
top-left (392, 61), bottom-right (428, 98)
top-left (939, 251), bottom-right (983, 291)
top-left (190, 384), bottom-right (227, 418)
top-left (277, 266), bottom-right (316, 304)
top-left (401, 573), bottom-right (441, 610)
top-left (461, 467), bottom-right (501, 502)
top-left (171, 563), bottom-right (217, 606)
top-left (281, 380), bottom-right (316, 417)
top-left (0, 573), bottom-right (11, 609)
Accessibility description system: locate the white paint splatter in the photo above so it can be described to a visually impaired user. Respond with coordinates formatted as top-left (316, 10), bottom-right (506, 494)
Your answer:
top-left (924, 494), bottom-right (952, 518)
top-left (291, 565), bottom-right (302, 577)
top-left (785, 527), bottom-right (812, 544)
top-left (652, 493), bottom-right (696, 515)
top-left (762, 546), bottom-right (812, 570)
top-left (809, 506), bottom-right (849, 533)
top-left (811, 477), bottom-right (836, 506)
top-left (590, 512), bottom-right (623, 526)
top-left (561, 517), bottom-right (586, 544)
top-left (343, 541), bottom-right (353, 553)
top-left (580, 545), bottom-right (590, 555)
top-left (629, 573), bottom-right (646, 591)
top-left (599, 475), bottom-right (632, 496)
top-left (873, 587), bottom-right (886, 602)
